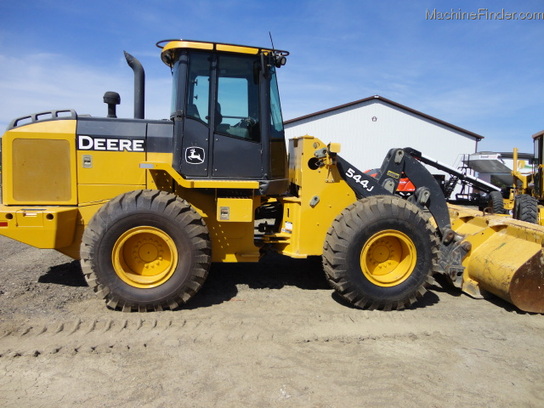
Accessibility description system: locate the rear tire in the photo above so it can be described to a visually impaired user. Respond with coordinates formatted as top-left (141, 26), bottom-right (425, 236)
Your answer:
top-left (323, 195), bottom-right (439, 310)
top-left (81, 190), bottom-right (211, 312)
top-left (513, 194), bottom-right (538, 224)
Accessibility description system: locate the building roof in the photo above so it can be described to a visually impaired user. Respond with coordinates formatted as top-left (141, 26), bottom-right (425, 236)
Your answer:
top-left (284, 95), bottom-right (484, 141)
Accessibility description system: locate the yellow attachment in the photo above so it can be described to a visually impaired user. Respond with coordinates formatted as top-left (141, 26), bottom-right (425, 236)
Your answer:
top-left (449, 205), bottom-right (544, 313)
top-left (112, 226), bottom-right (178, 288)
top-left (360, 230), bottom-right (416, 287)
top-left (511, 147), bottom-right (530, 191)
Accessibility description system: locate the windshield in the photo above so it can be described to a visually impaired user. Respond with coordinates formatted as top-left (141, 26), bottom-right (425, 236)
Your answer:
top-left (215, 54), bottom-right (261, 141)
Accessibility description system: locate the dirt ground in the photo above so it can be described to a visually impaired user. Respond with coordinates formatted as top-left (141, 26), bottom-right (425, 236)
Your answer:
top-left (0, 235), bottom-right (543, 408)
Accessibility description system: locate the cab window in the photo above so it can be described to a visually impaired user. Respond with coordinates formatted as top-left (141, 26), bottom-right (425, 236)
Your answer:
top-left (186, 52), bottom-right (210, 124)
top-left (215, 54), bottom-right (260, 141)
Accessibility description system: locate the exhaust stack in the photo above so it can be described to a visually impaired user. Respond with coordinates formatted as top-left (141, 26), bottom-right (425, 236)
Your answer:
top-left (124, 51), bottom-right (145, 119)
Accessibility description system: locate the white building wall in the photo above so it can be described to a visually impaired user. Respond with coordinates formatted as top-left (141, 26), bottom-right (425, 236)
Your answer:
top-left (284, 99), bottom-right (477, 172)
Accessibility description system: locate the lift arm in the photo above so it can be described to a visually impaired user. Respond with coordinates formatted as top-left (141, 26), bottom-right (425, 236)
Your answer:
top-left (334, 146), bottom-right (503, 237)
top-left (334, 148), bottom-right (452, 236)
top-left (414, 150), bottom-right (501, 194)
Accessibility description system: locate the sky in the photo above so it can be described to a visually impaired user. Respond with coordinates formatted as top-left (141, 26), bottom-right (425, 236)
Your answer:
top-left (0, 0), bottom-right (543, 154)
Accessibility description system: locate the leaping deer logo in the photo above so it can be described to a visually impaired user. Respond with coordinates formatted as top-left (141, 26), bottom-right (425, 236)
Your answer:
top-left (185, 147), bottom-right (205, 164)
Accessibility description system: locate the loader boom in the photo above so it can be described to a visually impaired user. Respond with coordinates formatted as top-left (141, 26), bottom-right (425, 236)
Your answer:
top-left (336, 149), bottom-right (452, 235)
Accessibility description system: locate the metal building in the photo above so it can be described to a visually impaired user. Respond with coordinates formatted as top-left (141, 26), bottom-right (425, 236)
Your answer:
top-left (284, 95), bottom-right (483, 172)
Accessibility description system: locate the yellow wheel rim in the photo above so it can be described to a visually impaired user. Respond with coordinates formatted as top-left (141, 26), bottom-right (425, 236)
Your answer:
top-left (360, 230), bottom-right (417, 287)
top-left (112, 226), bottom-right (178, 288)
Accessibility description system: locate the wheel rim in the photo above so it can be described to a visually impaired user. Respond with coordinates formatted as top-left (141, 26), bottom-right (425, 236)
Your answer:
top-left (112, 226), bottom-right (178, 288)
top-left (360, 230), bottom-right (417, 287)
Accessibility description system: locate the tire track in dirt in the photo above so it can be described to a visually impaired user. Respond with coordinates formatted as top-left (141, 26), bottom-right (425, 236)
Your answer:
top-left (0, 307), bottom-right (454, 358)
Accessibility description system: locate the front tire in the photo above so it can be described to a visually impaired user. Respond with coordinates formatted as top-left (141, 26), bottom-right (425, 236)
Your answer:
top-left (81, 190), bottom-right (211, 312)
top-left (323, 195), bottom-right (439, 310)
top-left (513, 194), bottom-right (538, 224)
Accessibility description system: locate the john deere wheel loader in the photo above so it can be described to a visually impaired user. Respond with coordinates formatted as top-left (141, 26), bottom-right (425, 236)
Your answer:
top-left (1, 39), bottom-right (544, 313)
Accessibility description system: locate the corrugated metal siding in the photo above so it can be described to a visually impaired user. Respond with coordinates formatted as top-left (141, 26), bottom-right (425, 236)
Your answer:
top-left (285, 100), bottom-right (477, 170)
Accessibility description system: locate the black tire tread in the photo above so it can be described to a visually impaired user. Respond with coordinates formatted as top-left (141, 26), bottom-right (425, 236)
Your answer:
top-left (514, 194), bottom-right (538, 224)
top-left (323, 195), bottom-right (439, 311)
top-left (488, 191), bottom-right (506, 214)
top-left (81, 190), bottom-right (210, 312)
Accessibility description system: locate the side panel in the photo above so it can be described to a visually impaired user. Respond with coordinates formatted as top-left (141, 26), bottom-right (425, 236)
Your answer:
top-left (2, 120), bottom-right (78, 205)
top-left (76, 118), bottom-right (148, 203)
top-left (175, 187), bottom-right (260, 262)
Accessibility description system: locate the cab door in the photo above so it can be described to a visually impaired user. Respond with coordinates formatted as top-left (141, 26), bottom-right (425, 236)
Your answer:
top-left (176, 52), bottom-right (211, 178)
top-left (175, 51), bottom-right (263, 181)
top-left (211, 54), bottom-right (263, 179)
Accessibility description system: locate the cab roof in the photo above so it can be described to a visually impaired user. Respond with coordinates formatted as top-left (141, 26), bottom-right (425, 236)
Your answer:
top-left (156, 39), bottom-right (288, 66)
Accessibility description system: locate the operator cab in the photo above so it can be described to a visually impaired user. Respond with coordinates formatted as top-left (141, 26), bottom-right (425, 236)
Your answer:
top-left (158, 39), bottom-right (289, 195)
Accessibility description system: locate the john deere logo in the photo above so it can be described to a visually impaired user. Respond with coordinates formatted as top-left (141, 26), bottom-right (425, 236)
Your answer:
top-left (185, 147), bottom-right (205, 164)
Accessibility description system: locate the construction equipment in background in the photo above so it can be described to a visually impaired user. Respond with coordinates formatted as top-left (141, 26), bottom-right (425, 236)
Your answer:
top-left (1, 39), bottom-right (543, 313)
top-left (477, 131), bottom-right (544, 226)
top-left (504, 131), bottom-right (544, 225)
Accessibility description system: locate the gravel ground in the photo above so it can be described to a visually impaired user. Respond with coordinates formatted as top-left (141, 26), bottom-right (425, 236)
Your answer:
top-left (1, 235), bottom-right (543, 408)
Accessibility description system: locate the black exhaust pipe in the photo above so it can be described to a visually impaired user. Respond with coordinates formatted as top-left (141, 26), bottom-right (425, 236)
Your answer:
top-left (124, 51), bottom-right (145, 119)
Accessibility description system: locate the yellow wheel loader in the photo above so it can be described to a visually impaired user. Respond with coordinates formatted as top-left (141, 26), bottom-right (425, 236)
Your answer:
top-left (1, 39), bottom-right (543, 313)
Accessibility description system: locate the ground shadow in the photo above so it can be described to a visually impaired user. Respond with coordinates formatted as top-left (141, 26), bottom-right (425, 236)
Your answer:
top-left (329, 284), bottom-right (441, 310)
top-left (188, 253), bottom-right (330, 308)
top-left (480, 293), bottom-right (520, 313)
top-left (38, 261), bottom-right (88, 287)
top-left (35, 254), bottom-right (329, 309)
top-left (430, 275), bottom-right (527, 314)
top-left (407, 290), bottom-right (441, 309)
top-left (35, 255), bottom-right (452, 312)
